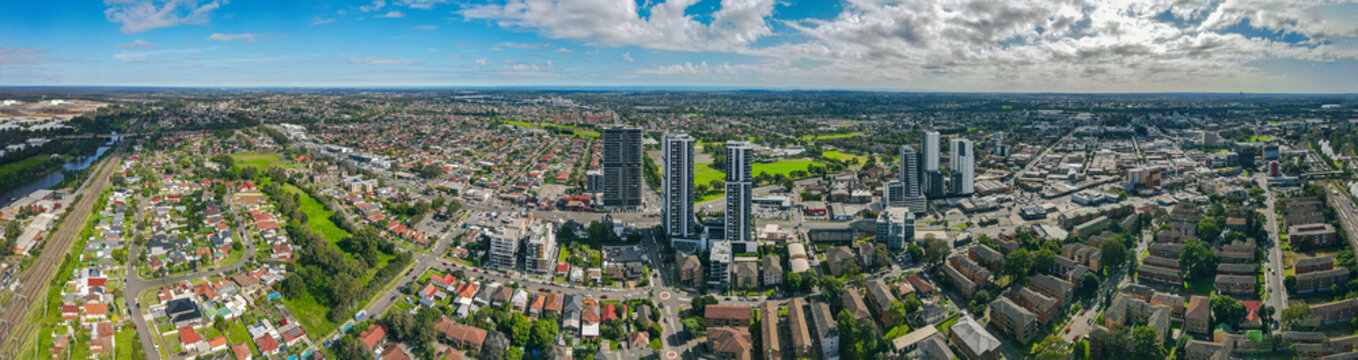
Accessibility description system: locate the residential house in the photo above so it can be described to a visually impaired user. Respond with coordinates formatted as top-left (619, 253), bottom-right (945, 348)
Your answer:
top-left (949, 317), bottom-right (1000, 360)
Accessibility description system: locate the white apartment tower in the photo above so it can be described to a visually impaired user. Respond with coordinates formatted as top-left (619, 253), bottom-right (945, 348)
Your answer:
top-left (724, 141), bottom-right (755, 252)
top-left (950, 138), bottom-right (975, 196)
top-left (662, 134), bottom-right (700, 248)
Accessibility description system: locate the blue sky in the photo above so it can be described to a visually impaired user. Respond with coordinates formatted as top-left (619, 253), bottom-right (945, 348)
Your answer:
top-left (0, 0), bottom-right (1356, 93)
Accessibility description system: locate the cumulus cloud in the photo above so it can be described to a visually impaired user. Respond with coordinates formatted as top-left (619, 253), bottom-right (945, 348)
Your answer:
top-left (207, 33), bottom-right (286, 44)
top-left (115, 39), bottom-right (159, 49)
top-left (375, 10), bottom-right (405, 18)
top-left (622, 52), bottom-right (633, 62)
top-left (359, 0), bottom-right (385, 12)
top-left (349, 57), bottom-right (422, 65)
top-left (104, 0), bottom-right (222, 34)
top-left (459, 0), bottom-right (777, 52)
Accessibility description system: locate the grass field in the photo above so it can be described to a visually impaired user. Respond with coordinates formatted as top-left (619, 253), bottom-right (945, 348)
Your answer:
top-left (281, 184), bottom-right (351, 244)
top-left (0, 153), bottom-right (52, 179)
top-left (503, 120), bottom-right (600, 138)
top-left (232, 152), bottom-right (299, 171)
top-left (1247, 136), bottom-right (1272, 143)
top-left (283, 289), bottom-right (340, 339)
top-left (694, 163), bottom-right (724, 186)
top-left (800, 133), bottom-right (861, 141)
top-left (753, 160), bottom-right (818, 178)
top-left (821, 150), bottom-right (865, 164)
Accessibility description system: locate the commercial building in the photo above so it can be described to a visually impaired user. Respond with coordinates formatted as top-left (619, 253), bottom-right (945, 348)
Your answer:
top-left (725, 141), bottom-right (756, 252)
top-left (923, 132), bottom-right (945, 198)
top-left (662, 134), bottom-right (699, 248)
top-left (889, 145), bottom-right (927, 212)
top-left (950, 138), bottom-right (975, 196)
top-left (603, 126), bottom-right (643, 208)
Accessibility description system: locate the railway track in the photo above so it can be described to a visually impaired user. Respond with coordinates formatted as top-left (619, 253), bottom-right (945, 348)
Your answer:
top-left (0, 144), bottom-right (124, 357)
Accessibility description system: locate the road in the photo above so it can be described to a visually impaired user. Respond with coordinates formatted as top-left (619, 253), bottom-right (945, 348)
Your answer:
top-left (0, 143), bottom-right (124, 354)
top-left (1259, 173), bottom-right (1287, 326)
top-left (122, 193), bottom-right (259, 360)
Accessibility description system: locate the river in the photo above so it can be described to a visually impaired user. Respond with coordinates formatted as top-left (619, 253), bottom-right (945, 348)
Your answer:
top-left (0, 134), bottom-right (120, 208)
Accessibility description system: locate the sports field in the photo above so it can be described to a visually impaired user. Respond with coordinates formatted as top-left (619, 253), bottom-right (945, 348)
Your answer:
top-left (232, 152), bottom-right (299, 170)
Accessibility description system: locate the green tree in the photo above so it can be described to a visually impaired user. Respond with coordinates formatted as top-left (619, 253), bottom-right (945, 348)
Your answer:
top-left (509, 313), bottom-right (531, 346)
top-left (1132, 325), bottom-right (1165, 359)
top-left (1101, 240), bottom-right (1127, 272)
top-left (690, 296), bottom-right (719, 316)
top-left (1032, 249), bottom-right (1057, 275)
top-left (1210, 296), bottom-right (1247, 326)
top-left (505, 347), bottom-right (524, 360)
top-left (1281, 304), bottom-right (1311, 330)
top-left (1197, 218), bottom-right (1221, 244)
top-left (1079, 272), bottom-right (1100, 299)
top-left (1033, 335), bottom-right (1071, 360)
top-left (682, 317), bottom-right (705, 336)
top-left (1179, 239), bottom-right (1218, 280)
top-left (530, 319), bottom-right (559, 350)
top-left (1004, 249), bottom-right (1033, 278)
top-left (922, 237), bottom-right (949, 266)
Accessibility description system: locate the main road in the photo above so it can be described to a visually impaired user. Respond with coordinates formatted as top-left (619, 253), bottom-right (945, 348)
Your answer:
top-left (0, 142), bottom-right (125, 354)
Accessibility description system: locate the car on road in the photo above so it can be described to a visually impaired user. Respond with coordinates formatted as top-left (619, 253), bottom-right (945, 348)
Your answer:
top-left (550, 282), bottom-right (557, 286)
top-left (601, 295), bottom-right (608, 299)
top-left (1065, 327), bottom-right (1071, 334)
top-left (472, 268), bottom-right (479, 273)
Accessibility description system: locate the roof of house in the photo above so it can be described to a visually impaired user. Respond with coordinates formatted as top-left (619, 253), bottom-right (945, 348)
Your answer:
top-left (950, 317), bottom-right (1001, 355)
top-left (705, 304), bottom-right (751, 321)
top-left (708, 327), bottom-right (753, 355)
top-left (435, 316), bottom-right (488, 346)
top-left (843, 288), bottom-right (872, 319)
top-left (360, 324), bottom-right (387, 348)
top-left (178, 327), bottom-right (203, 345)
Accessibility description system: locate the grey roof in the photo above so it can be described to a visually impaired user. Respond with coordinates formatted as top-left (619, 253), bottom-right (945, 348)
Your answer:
top-left (950, 316), bottom-right (1000, 355)
top-left (808, 301), bottom-right (837, 338)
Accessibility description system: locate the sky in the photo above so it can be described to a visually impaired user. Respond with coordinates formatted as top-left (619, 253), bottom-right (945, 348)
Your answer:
top-left (1, 0), bottom-right (1357, 93)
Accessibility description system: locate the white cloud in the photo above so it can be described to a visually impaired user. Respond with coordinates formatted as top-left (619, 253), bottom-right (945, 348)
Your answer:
top-left (395, 0), bottom-right (448, 10)
top-left (115, 39), bottom-right (159, 49)
top-left (207, 33), bottom-right (286, 44)
top-left (492, 42), bottom-right (551, 49)
top-left (556, 47), bottom-right (574, 53)
top-left (622, 52), bottom-right (633, 62)
top-left (359, 0), bottom-right (385, 12)
top-left (310, 17), bottom-right (336, 26)
top-left (104, 0), bottom-right (222, 34)
top-left (0, 48), bottom-right (61, 64)
top-left (474, 58), bottom-right (489, 66)
top-left (375, 10), bottom-right (405, 18)
top-left (349, 56), bottom-right (422, 65)
top-left (113, 47), bottom-right (207, 62)
top-left (415, 25), bottom-right (439, 30)
top-left (587, 0), bottom-right (1358, 91)
top-left (460, 0), bottom-right (777, 52)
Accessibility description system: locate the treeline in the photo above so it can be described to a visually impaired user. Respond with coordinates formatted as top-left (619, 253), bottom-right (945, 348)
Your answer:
top-left (269, 178), bottom-right (410, 323)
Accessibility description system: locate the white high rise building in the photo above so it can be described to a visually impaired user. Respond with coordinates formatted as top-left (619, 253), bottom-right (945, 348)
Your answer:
top-left (950, 138), bottom-right (975, 196)
top-left (662, 134), bottom-right (700, 249)
top-left (923, 131), bottom-right (941, 172)
top-left (724, 141), bottom-right (755, 252)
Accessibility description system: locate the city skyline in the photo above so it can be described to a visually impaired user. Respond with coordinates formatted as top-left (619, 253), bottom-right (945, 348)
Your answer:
top-left (0, 0), bottom-right (1355, 93)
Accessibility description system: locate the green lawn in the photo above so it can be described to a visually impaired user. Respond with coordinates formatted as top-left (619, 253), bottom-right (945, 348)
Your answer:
top-left (281, 184), bottom-right (351, 244)
top-left (503, 120), bottom-right (600, 138)
top-left (115, 325), bottom-right (141, 360)
top-left (0, 153), bottom-right (52, 180)
top-left (1185, 278), bottom-right (1215, 295)
top-left (935, 314), bottom-right (962, 334)
top-left (283, 289), bottom-right (340, 339)
top-left (884, 325), bottom-right (912, 339)
top-left (753, 160), bottom-right (819, 178)
top-left (821, 150), bottom-right (865, 164)
top-left (224, 318), bottom-right (258, 355)
top-left (232, 152), bottom-right (298, 171)
top-left (800, 133), bottom-right (861, 141)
